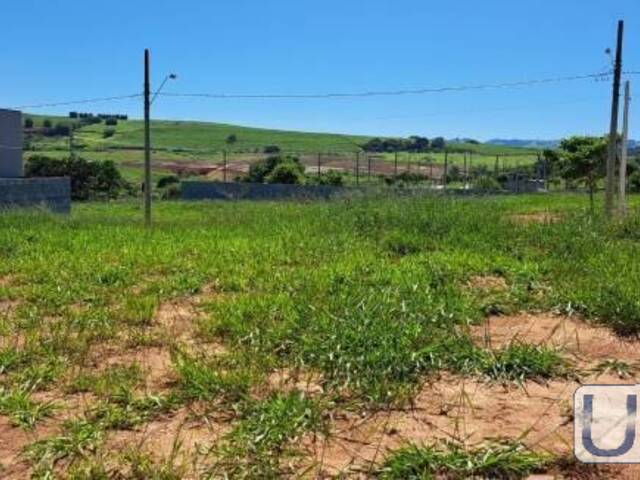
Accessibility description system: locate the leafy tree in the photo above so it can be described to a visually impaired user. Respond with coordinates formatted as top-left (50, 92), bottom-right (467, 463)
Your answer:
top-left (226, 134), bottom-right (238, 145)
top-left (244, 155), bottom-right (304, 183)
top-left (105, 118), bottom-right (118, 126)
top-left (24, 118), bottom-right (34, 129)
top-left (43, 119), bottom-right (52, 129)
top-left (25, 155), bottom-right (128, 200)
top-left (431, 137), bottom-right (446, 150)
top-left (554, 136), bottom-right (607, 209)
top-left (263, 145), bottom-right (281, 154)
top-left (266, 162), bottom-right (306, 184)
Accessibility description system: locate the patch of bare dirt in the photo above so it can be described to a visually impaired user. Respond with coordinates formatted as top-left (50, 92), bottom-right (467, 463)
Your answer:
top-left (469, 313), bottom-right (640, 370)
top-left (0, 417), bottom-right (61, 480)
top-left (104, 407), bottom-right (231, 478)
top-left (304, 372), bottom-right (640, 479)
top-left (467, 275), bottom-right (508, 292)
top-left (302, 314), bottom-right (640, 477)
top-left (266, 368), bottom-right (324, 397)
top-left (509, 212), bottom-right (561, 224)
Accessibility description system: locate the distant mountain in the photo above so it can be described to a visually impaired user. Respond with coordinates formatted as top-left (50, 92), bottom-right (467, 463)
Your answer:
top-left (487, 138), bottom-right (640, 151)
top-left (486, 139), bottom-right (560, 149)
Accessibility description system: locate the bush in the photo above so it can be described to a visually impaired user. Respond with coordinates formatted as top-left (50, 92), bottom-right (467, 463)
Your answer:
top-left (474, 176), bottom-right (502, 192)
top-left (244, 155), bottom-right (303, 183)
top-left (25, 155), bottom-right (128, 200)
top-left (263, 145), bottom-right (281, 154)
top-left (629, 170), bottom-right (640, 193)
top-left (266, 162), bottom-right (306, 185)
top-left (157, 175), bottom-right (180, 189)
top-left (103, 128), bottom-right (116, 139)
top-left (226, 134), bottom-right (238, 144)
top-left (43, 119), bottom-right (52, 129)
top-left (105, 118), bottom-right (118, 126)
top-left (24, 118), bottom-right (34, 129)
top-left (315, 170), bottom-right (345, 186)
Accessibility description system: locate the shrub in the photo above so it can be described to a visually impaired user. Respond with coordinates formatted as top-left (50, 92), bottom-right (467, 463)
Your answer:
top-left (157, 175), bottom-right (180, 189)
top-left (25, 155), bottom-right (128, 200)
top-left (315, 170), bottom-right (344, 186)
top-left (474, 176), bottom-right (502, 192)
top-left (24, 118), bottom-right (34, 129)
top-left (263, 145), bottom-right (281, 154)
top-left (266, 162), bottom-right (306, 185)
top-left (226, 134), bottom-right (237, 144)
top-left (244, 155), bottom-right (304, 183)
top-left (42, 119), bottom-right (52, 129)
top-left (629, 170), bottom-right (640, 193)
top-left (104, 118), bottom-right (118, 126)
top-left (103, 128), bottom-right (116, 139)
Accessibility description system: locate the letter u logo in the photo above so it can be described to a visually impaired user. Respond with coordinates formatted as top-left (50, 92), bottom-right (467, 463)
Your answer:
top-left (582, 394), bottom-right (637, 457)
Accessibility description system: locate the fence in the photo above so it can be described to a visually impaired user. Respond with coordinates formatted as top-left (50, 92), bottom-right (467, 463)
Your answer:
top-left (141, 149), bottom-right (547, 191)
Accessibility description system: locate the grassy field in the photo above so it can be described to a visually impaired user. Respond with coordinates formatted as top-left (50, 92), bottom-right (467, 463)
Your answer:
top-left (1, 193), bottom-right (640, 478)
top-left (23, 114), bottom-right (540, 183)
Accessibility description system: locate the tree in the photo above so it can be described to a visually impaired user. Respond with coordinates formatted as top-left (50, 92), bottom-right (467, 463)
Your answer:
top-left (555, 136), bottom-right (607, 209)
top-left (24, 118), bottom-right (34, 129)
top-left (226, 134), bottom-right (238, 145)
top-left (264, 145), bottom-right (281, 154)
top-left (43, 119), bottom-right (52, 129)
top-left (431, 137), bottom-right (446, 150)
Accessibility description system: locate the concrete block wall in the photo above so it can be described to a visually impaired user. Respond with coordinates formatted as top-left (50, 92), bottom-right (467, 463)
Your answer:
top-left (0, 177), bottom-right (71, 213)
top-left (182, 181), bottom-right (346, 201)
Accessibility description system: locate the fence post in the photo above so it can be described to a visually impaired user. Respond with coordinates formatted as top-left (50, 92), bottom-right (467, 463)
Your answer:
top-left (495, 155), bottom-right (499, 175)
top-left (443, 151), bottom-right (449, 190)
top-left (394, 151), bottom-right (398, 176)
top-left (355, 151), bottom-right (360, 185)
top-left (317, 152), bottom-right (321, 177)
top-left (223, 150), bottom-right (227, 182)
top-left (367, 155), bottom-right (371, 180)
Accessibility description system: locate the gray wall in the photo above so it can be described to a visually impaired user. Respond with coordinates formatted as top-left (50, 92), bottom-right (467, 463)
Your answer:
top-left (0, 109), bottom-right (23, 178)
top-left (182, 181), bottom-right (346, 201)
top-left (0, 177), bottom-right (71, 213)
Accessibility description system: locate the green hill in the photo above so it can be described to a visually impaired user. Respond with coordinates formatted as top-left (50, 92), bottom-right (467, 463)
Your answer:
top-left (23, 113), bottom-right (541, 182)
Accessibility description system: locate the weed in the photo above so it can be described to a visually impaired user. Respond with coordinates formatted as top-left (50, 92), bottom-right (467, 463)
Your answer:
top-left (378, 440), bottom-right (551, 479)
top-left (0, 388), bottom-right (55, 429)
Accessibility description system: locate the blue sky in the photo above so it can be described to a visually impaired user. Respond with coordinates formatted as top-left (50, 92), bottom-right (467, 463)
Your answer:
top-left (2, 1), bottom-right (639, 140)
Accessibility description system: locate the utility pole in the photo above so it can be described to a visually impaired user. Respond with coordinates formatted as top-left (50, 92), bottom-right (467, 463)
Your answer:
top-left (619, 80), bottom-right (631, 215)
top-left (606, 20), bottom-right (624, 217)
top-left (144, 49), bottom-right (152, 227)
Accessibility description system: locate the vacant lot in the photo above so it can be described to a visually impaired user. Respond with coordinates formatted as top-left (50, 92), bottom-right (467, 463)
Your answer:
top-left (1, 194), bottom-right (639, 478)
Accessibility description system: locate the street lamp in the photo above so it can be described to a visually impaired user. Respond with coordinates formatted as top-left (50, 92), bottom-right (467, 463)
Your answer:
top-left (151, 73), bottom-right (178, 105)
top-left (144, 48), bottom-right (178, 227)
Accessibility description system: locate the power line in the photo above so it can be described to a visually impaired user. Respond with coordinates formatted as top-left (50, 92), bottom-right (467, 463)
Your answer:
top-left (158, 72), bottom-right (611, 100)
top-left (12, 94), bottom-right (142, 110)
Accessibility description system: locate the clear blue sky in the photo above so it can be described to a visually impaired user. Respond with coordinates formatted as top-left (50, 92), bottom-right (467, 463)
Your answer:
top-left (2, 1), bottom-right (640, 140)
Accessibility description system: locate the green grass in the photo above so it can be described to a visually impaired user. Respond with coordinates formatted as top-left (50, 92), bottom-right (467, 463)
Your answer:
top-left (1, 193), bottom-right (640, 476)
top-left (378, 441), bottom-right (551, 479)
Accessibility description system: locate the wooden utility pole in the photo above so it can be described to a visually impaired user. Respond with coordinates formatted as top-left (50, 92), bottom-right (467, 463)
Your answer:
top-left (144, 49), bottom-right (152, 227)
top-left (606, 20), bottom-right (624, 217)
top-left (619, 80), bottom-right (631, 215)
